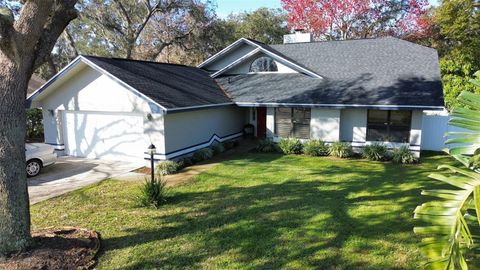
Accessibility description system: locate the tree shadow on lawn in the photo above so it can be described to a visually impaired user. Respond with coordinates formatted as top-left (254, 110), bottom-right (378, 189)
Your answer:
top-left (99, 155), bottom-right (453, 270)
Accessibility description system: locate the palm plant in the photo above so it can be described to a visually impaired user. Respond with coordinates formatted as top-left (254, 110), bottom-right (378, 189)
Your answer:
top-left (414, 73), bottom-right (480, 269)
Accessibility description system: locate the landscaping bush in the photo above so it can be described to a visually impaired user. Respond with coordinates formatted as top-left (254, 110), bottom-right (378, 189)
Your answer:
top-left (278, 138), bottom-right (303, 154)
top-left (156, 160), bottom-right (180, 175)
top-left (303, 140), bottom-right (329, 156)
top-left (329, 142), bottom-right (354, 158)
top-left (255, 139), bottom-right (278, 153)
top-left (392, 146), bottom-right (417, 164)
top-left (177, 157), bottom-right (194, 169)
top-left (193, 148), bottom-right (214, 162)
top-left (224, 141), bottom-right (235, 150)
top-left (362, 143), bottom-right (389, 161)
top-left (139, 177), bottom-right (168, 208)
top-left (211, 143), bottom-right (225, 154)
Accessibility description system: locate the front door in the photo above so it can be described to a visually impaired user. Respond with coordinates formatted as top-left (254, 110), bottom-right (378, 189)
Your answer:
top-left (256, 107), bottom-right (267, 138)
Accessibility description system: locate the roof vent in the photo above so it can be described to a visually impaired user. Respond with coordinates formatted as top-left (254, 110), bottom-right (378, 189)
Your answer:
top-left (283, 30), bottom-right (312, 44)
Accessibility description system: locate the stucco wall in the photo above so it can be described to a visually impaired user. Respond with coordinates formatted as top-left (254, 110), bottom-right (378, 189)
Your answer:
top-left (310, 109), bottom-right (340, 142)
top-left (37, 65), bottom-right (166, 156)
top-left (340, 109), bottom-right (367, 144)
top-left (163, 106), bottom-right (246, 158)
top-left (204, 43), bottom-right (256, 71)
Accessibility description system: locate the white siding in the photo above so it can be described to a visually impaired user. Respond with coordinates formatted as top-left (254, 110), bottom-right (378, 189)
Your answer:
top-left (340, 109), bottom-right (367, 143)
top-left (36, 65), bottom-right (166, 158)
top-left (266, 107), bottom-right (275, 138)
top-left (204, 43), bottom-right (256, 71)
top-left (163, 106), bottom-right (246, 158)
top-left (310, 109), bottom-right (340, 142)
top-left (410, 110), bottom-right (423, 147)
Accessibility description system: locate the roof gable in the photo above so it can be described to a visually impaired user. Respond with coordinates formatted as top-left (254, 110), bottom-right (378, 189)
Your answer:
top-left (28, 56), bottom-right (233, 111)
top-left (199, 38), bottom-right (322, 78)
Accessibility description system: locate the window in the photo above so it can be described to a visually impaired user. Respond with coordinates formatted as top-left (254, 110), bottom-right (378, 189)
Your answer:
top-left (275, 108), bottom-right (311, 139)
top-left (366, 110), bottom-right (411, 142)
top-left (249, 56), bottom-right (278, 72)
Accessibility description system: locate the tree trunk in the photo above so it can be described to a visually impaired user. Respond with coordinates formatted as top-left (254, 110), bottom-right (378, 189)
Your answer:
top-left (0, 52), bottom-right (32, 254)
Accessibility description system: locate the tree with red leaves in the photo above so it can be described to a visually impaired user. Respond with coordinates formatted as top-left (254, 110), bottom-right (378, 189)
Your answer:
top-left (281, 0), bottom-right (430, 40)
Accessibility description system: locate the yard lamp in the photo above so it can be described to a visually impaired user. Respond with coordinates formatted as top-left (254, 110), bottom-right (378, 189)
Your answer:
top-left (147, 144), bottom-right (156, 183)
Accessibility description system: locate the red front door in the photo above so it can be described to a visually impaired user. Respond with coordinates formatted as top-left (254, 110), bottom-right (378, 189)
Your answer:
top-left (256, 107), bottom-right (267, 138)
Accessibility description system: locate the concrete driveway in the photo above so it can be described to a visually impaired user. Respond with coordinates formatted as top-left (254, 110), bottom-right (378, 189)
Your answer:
top-left (28, 156), bottom-right (142, 204)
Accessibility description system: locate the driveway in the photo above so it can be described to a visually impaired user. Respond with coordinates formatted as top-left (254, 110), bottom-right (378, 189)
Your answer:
top-left (28, 156), bottom-right (142, 204)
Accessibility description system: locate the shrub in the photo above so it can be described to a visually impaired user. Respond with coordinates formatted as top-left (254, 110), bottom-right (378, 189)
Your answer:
top-left (255, 139), bottom-right (278, 153)
top-left (224, 141), bottom-right (235, 150)
top-left (362, 143), bottom-right (389, 161)
top-left (139, 177), bottom-right (168, 208)
top-left (177, 157), bottom-right (194, 169)
top-left (156, 160), bottom-right (180, 175)
top-left (303, 140), bottom-right (329, 156)
top-left (193, 148), bottom-right (214, 162)
top-left (329, 142), bottom-right (354, 158)
top-left (211, 143), bottom-right (225, 154)
top-left (233, 140), bottom-right (240, 147)
top-left (278, 138), bottom-right (303, 155)
top-left (392, 146), bottom-right (417, 164)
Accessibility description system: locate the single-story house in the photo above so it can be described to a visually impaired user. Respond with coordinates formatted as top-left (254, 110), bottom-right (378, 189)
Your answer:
top-left (27, 33), bottom-right (444, 163)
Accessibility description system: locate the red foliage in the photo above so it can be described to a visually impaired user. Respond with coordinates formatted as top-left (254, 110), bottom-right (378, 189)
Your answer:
top-left (281, 0), bottom-right (431, 40)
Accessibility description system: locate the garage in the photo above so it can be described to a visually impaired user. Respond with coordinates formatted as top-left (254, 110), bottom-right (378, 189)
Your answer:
top-left (63, 111), bottom-right (146, 162)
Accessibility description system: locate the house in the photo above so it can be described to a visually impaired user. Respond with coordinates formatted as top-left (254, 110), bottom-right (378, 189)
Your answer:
top-left (27, 33), bottom-right (443, 163)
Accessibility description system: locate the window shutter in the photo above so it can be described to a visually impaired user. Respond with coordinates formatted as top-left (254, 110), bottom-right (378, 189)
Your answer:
top-left (275, 108), bottom-right (292, 137)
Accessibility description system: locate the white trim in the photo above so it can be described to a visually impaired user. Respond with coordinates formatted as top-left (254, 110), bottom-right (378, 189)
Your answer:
top-left (165, 102), bottom-right (235, 113)
top-left (235, 102), bottom-right (444, 110)
top-left (143, 132), bottom-right (243, 160)
top-left (211, 48), bottom-right (261, 78)
top-left (255, 47), bottom-right (322, 79)
top-left (27, 56), bottom-right (169, 113)
top-left (197, 38), bottom-right (252, 68)
top-left (199, 37), bottom-right (323, 79)
top-left (27, 56), bottom-right (84, 101)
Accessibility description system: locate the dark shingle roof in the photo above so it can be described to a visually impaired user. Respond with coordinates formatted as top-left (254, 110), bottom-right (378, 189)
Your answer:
top-left (216, 72), bottom-right (443, 108)
top-left (216, 37), bottom-right (444, 108)
top-left (84, 56), bottom-right (232, 109)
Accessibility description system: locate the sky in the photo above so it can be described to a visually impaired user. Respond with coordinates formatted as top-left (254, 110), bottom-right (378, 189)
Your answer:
top-left (215, 0), bottom-right (440, 18)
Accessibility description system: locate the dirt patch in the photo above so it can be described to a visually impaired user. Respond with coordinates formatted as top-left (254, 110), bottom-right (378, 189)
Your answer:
top-left (0, 227), bottom-right (100, 270)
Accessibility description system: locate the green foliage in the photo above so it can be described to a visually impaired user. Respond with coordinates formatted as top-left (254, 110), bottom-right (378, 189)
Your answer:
top-left (223, 141), bottom-right (235, 150)
top-left (226, 8), bottom-right (288, 44)
top-left (434, 0), bottom-right (480, 111)
top-left (26, 108), bottom-right (44, 140)
top-left (278, 138), bottom-right (303, 155)
top-left (391, 146), bottom-right (417, 164)
top-left (138, 177), bottom-right (168, 208)
top-left (211, 143), bottom-right (225, 155)
top-left (177, 157), bottom-right (194, 169)
top-left (255, 139), bottom-right (279, 153)
top-left (156, 161), bottom-right (180, 175)
top-left (362, 143), bottom-right (389, 161)
top-left (303, 140), bottom-right (329, 156)
top-left (440, 58), bottom-right (480, 110)
top-left (193, 148), bottom-right (214, 162)
top-left (329, 142), bottom-right (354, 158)
top-left (414, 77), bottom-right (480, 269)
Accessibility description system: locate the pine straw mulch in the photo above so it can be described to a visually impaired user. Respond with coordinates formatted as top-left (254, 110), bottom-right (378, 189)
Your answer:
top-left (0, 227), bottom-right (100, 270)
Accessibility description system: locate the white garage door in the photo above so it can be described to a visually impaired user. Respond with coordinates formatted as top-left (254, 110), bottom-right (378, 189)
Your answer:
top-left (63, 111), bottom-right (146, 162)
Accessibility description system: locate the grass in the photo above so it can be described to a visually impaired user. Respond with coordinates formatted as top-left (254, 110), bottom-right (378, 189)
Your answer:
top-left (31, 152), bottom-right (455, 269)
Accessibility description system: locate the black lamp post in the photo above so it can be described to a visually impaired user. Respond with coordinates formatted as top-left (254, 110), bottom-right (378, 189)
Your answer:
top-left (147, 144), bottom-right (156, 183)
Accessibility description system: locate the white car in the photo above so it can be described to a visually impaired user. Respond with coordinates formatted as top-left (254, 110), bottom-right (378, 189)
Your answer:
top-left (25, 143), bottom-right (57, 177)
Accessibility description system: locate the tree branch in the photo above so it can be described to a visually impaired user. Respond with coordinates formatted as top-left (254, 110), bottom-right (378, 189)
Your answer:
top-left (33, 1), bottom-right (78, 70)
top-left (0, 7), bottom-right (15, 55)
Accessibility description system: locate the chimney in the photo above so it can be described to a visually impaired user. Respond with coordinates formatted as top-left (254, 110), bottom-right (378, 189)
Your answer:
top-left (283, 29), bottom-right (312, 44)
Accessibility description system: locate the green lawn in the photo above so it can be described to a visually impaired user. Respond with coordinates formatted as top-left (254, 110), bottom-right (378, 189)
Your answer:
top-left (31, 153), bottom-right (455, 269)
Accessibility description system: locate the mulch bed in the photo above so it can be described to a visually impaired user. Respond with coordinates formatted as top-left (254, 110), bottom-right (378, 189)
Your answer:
top-left (0, 227), bottom-right (100, 270)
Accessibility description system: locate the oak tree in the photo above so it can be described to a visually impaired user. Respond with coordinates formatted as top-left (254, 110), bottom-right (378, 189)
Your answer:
top-left (0, 0), bottom-right (78, 254)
